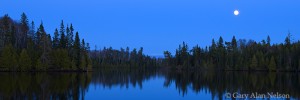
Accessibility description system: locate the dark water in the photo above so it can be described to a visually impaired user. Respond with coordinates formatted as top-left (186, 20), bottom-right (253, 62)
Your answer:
top-left (0, 69), bottom-right (299, 100)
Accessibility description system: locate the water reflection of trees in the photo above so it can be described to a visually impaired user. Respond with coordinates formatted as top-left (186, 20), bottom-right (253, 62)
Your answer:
top-left (0, 70), bottom-right (299, 99)
top-left (91, 68), bottom-right (300, 99)
top-left (163, 71), bottom-right (300, 99)
top-left (91, 68), bottom-right (160, 89)
top-left (0, 72), bottom-right (91, 100)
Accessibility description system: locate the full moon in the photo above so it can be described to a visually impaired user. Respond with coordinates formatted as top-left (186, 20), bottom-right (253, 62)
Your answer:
top-left (234, 10), bottom-right (239, 16)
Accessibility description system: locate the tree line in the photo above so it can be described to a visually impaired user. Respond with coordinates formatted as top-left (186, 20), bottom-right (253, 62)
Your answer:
top-left (1, 13), bottom-right (300, 72)
top-left (90, 47), bottom-right (159, 68)
top-left (0, 13), bottom-right (91, 71)
top-left (163, 34), bottom-right (300, 71)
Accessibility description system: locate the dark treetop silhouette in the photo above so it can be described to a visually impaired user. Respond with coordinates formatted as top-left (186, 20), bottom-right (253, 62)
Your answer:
top-left (162, 34), bottom-right (300, 71)
top-left (0, 13), bottom-right (92, 71)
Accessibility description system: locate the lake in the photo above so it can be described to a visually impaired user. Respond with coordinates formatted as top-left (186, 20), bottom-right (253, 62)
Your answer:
top-left (0, 69), bottom-right (299, 100)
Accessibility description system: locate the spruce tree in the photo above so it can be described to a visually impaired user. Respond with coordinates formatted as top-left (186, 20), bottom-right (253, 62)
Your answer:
top-left (20, 13), bottom-right (29, 32)
top-left (74, 32), bottom-right (81, 69)
top-left (267, 35), bottom-right (271, 46)
top-left (60, 20), bottom-right (66, 48)
top-left (218, 36), bottom-right (224, 48)
top-left (66, 25), bottom-right (70, 48)
top-left (37, 24), bottom-right (52, 70)
top-left (36, 22), bottom-right (45, 45)
top-left (70, 24), bottom-right (74, 43)
top-left (2, 15), bottom-right (14, 46)
top-left (217, 36), bottom-right (225, 69)
top-left (29, 21), bottom-right (35, 40)
top-left (164, 51), bottom-right (172, 66)
top-left (20, 12), bottom-right (29, 49)
top-left (285, 32), bottom-right (291, 48)
top-left (53, 28), bottom-right (60, 48)
top-left (231, 36), bottom-right (237, 49)
top-left (60, 31), bottom-right (66, 48)
top-left (81, 39), bottom-right (86, 50)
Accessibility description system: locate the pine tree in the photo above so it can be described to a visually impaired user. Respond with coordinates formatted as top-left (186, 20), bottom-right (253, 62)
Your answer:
top-left (231, 36), bottom-right (238, 69)
top-left (285, 32), bottom-right (291, 48)
top-left (28, 21), bottom-right (35, 40)
top-left (164, 51), bottom-right (172, 66)
top-left (36, 22), bottom-right (45, 45)
top-left (37, 24), bottom-right (52, 70)
top-left (66, 25), bottom-right (70, 48)
top-left (80, 39), bottom-right (87, 69)
top-left (53, 28), bottom-right (60, 48)
top-left (20, 12), bottom-right (29, 49)
top-left (210, 39), bottom-right (217, 67)
top-left (70, 24), bottom-right (74, 41)
top-left (19, 49), bottom-right (31, 71)
top-left (20, 13), bottom-right (29, 32)
top-left (66, 24), bottom-right (74, 49)
top-left (138, 47), bottom-right (144, 66)
top-left (60, 20), bottom-right (66, 48)
top-left (267, 35), bottom-right (271, 46)
top-left (217, 36), bottom-right (225, 69)
top-left (60, 31), bottom-right (66, 48)
top-left (60, 20), bottom-right (65, 34)
top-left (74, 32), bottom-right (81, 69)
top-left (192, 45), bottom-right (201, 67)
top-left (218, 36), bottom-right (224, 48)
top-left (67, 24), bottom-right (75, 61)
top-left (231, 36), bottom-right (237, 49)
top-left (81, 39), bottom-right (86, 50)
top-left (181, 42), bottom-right (189, 67)
top-left (211, 39), bottom-right (216, 50)
top-left (125, 47), bottom-right (130, 61)
top-left (131, 48), bottom-right (137, 66)
top-left (67, 24), bottom-right (74, 50)
top-left (2, 15), bottom-right (14, 46)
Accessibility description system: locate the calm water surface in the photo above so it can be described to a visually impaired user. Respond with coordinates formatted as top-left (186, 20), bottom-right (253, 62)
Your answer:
top-left (0, 69), bottom-right (299, 100)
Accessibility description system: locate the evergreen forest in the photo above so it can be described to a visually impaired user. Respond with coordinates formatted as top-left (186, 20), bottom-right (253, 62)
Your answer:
top-left (1, 13), bottom-right (300, 72)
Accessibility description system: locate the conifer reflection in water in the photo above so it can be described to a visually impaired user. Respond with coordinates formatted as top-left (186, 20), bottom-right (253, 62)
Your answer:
top-left (0, 70), bottom-right (299, 100)
top-left (92, 69), bottom-right (300, 99)
top-left (163, 71), bottom-right (300, 99)
top-left (0, 72), bottom-right (92, 100)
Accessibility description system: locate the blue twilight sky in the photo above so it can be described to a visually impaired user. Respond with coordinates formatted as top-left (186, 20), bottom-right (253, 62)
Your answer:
top-left (1, 0), bottom-right (300, 56)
